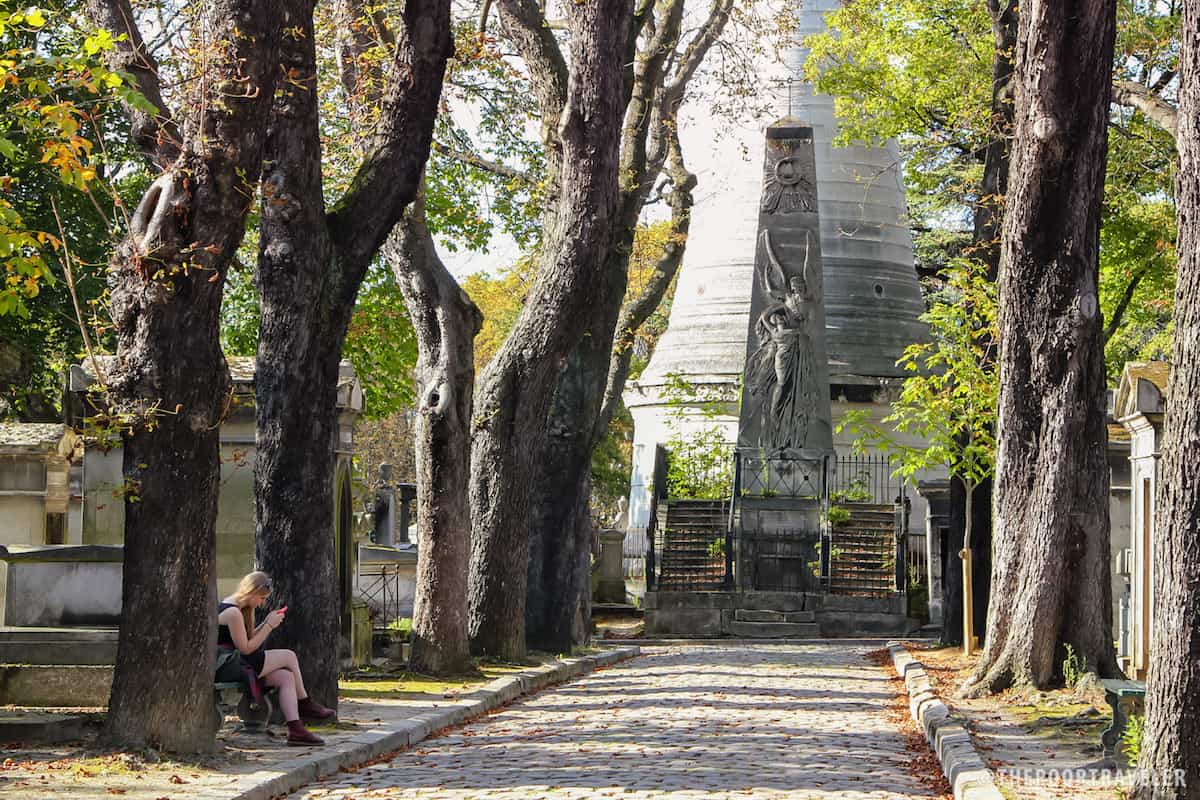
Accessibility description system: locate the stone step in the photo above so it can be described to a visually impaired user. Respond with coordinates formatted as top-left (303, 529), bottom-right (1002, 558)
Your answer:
top-left (726, 620), bottom-right (821, 638)
top-left (0, 627), bottom-right (118, 665)
top-left (664, 521), bottom-right (726, 531)
top-left (734, 609), bottom-right (815, 623)
top-left (0, 710), bottom-right (85, 743)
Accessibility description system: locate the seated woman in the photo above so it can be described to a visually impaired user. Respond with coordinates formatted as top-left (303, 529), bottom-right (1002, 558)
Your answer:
top-left (217, 571), bottom-right (335, 746)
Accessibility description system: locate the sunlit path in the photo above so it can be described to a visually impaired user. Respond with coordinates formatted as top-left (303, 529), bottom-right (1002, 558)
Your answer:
top-left (293, 643), bottom-right (942, 800)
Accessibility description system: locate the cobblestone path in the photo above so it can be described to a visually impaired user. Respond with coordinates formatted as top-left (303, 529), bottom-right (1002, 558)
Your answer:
top-left (294, 644), bottom-right (943, 799)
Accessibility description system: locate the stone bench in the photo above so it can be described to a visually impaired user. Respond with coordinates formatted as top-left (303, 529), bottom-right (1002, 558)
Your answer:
top-left (213, 681), bottom-right (280, 732)
top-left (1101, 678), bottom-right (1146, 757)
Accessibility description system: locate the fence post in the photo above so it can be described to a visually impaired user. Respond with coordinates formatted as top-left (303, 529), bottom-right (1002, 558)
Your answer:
top-left (723, 455), bottom-right (740, 590)
top-left (646, 515), bottom-right (657, 592)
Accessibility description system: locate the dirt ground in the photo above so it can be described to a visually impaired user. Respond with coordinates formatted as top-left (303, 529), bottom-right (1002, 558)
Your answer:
top-left (906, 644), bottom-right (1126, 800)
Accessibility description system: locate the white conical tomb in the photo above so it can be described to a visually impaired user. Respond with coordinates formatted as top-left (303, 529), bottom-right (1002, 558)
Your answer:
top-left (624, 0), bottom-right (931, 559)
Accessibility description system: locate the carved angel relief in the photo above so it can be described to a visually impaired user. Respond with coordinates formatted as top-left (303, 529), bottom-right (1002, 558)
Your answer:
top-left (760, 138), bottom-right (817, 215)
top-left (744, 230), bottom-right (821, 453)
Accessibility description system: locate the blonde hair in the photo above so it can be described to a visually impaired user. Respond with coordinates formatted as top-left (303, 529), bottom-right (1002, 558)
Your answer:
top-left (229, 571), bottom-right (271, 638)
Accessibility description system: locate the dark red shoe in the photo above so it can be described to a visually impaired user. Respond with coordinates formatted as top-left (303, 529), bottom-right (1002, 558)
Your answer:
top-left (298, 696), bottom-right (336, 721)
top-left (286, 720), bottom-right (324, 746)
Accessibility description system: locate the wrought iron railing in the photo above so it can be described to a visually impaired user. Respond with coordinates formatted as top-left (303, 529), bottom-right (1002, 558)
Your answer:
top-left (645, 445), bottom-right (669, 591)
top-left (831, 452), bottom-right (904, 505)
top-left (653, 522), bottom-right (727, 591)
top-left (905, 530), bottom-right (928, 587)
top-left (357, 565), bottom-right (407, 627)
top-left (738, 453), bottom-right (827, 498)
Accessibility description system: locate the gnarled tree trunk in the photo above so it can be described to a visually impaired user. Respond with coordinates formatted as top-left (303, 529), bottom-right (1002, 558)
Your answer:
top-left (965, 0), bottom-right (1119, 696)
top-left (522, 0), bottom-right (727, 652)
top-left (1133, 2), bottom-right (1200, 795)
top-left (468, 0), bottom-right (632, 661)
top-left (85, 0), bottom-right (282, 752)
top-left (527, 135), bottom-right (697, 651)
top-left (383, 195), bottom-right (481, 674)
top-left (253, 0), bottom-right (453, 703)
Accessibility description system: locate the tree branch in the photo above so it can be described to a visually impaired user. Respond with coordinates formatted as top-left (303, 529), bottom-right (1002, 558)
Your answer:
top-left (1112, 79), bottom-right (1179, 141)
top-left (495, 0), bottom-right (569, 121)
top-left (618, 0), bottom-right (685, 216)
top-left (599, 131), bottom-right (696, 427)
top-left (328, 0), bottom-right (455, 269)
top-left (1103, 265), bottom-right (1151, 342)
top-left (84, 0), bottom-right (181, 169)
top-left (664, 0), bottom-right (734, 104)
top-left (433, 140), bottom-right (531, 182)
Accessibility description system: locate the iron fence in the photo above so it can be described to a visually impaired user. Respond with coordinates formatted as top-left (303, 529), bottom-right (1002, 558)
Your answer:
top-left (653, 524), bottom-right (727, 591)
top-left (357, 565), bottom-right (407, 628)
top-left (905, 531), bottom-right (928, 587)
top-left (738, 453), bottom-right (827, 498)
top-left (831, 453), bottom-right (904, 505)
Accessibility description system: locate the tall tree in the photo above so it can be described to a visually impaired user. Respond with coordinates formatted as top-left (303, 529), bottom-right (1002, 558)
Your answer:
top-left (383, 192), bottom-right (481, 674)
top-left (528, 132), bottom-right (698, 649)
top-left (805, 0), bottom-right (1016, 647)
top-left (1134, 0), bottom-right (1200, 794)
top-left (524, 0), bottom-right (737, 651)
top-left (253, 0), bottom-right (453, 704)
top-left (468, 0), bottom-right (632, 660)
top-left (83, 0), bottom-right (281, 750)
top-left (964, 0), bottom-right (1120, 695)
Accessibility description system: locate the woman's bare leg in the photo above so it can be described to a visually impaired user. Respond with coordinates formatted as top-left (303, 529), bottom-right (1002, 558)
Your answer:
top-left (260, 649), bottom-right (310, 699)
top-left (263, 668), bottom-right (299, 721)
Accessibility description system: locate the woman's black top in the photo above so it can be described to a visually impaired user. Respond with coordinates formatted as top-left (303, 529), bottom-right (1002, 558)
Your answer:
top-left (217, 602), bottom-right (267, 674)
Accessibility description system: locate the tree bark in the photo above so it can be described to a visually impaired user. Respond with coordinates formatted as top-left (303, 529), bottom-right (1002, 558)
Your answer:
top-left (527, 135), bottom-right (696, 650)
top-left (1132, 2), bottom-right (1200, 794)
top-left (382, 194), bottom-right (481, 675)
top-left (85, 0), bottom-right (282, 752)
top-left (965, 0), bottom-right (1119, 696)
top-left (468, 0), bottom-right (632, 661)
top-left (253, 0), bottom-right (452, 702)
top-left (523, 0), bottom-right (725, 652)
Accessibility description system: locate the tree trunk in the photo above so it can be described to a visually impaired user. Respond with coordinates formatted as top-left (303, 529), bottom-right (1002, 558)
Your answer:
top-left (253, 0), bottom-right (343, 707)
top-left (973, 0), bottom-right (1018, 279)
top-left (944, 477), bottom-right (992, 646)
top-left (1132, 2), bottom-right (1200, 794)
top-left (383, 195), bottom-right (481, 675)
top-left (526, 136), bottom-right (696, 652)
top-left (526, 321), bottom-right (615, 650)
top-left (965, 0), bottom-right (1119, 696)
top-left (253, 0), bottom-right (452, 701)
top-left (93, 0), bottom-right (282, 752)
top-left (468, 0), bottom-right (632, 661)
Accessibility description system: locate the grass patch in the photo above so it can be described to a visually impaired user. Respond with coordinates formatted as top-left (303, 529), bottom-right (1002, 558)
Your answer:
top-left (339, 653), bottom-right (568, 700)
top-left (339, 673), bottom-right (492, 699)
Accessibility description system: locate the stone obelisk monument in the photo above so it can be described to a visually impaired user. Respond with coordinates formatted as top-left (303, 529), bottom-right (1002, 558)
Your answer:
top-left (623, 0), bottom-right (934, 585)
top-left (737, 120), bottom-right (835, 465)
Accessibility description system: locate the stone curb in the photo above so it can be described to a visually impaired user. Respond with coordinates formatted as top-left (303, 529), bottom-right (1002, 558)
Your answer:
top-left (227, 646), bottom-right (640, 800)
top-left (886, 642), bottom-right (1004, 800)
